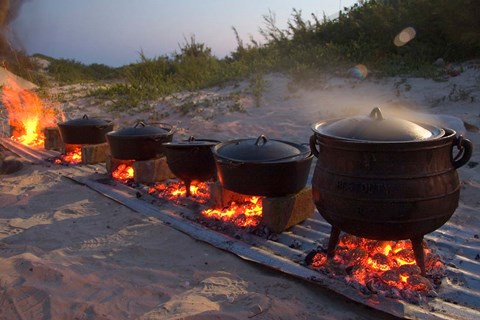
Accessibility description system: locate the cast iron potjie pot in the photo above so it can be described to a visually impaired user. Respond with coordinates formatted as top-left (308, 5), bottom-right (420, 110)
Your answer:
top-left (106, 121), bottom-right (174, 160)
top-left (162, 137), bottom-right (221, 196)
top-left (212, 135), bottom-right (313, 197)
top-left (57, 114), bottom-right (113, 145)
top-left (309, 107), bottom-right (473, 240)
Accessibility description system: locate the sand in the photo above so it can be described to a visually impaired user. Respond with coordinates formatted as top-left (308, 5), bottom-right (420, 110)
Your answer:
top-left (1, 63), bottom-right (479, 319)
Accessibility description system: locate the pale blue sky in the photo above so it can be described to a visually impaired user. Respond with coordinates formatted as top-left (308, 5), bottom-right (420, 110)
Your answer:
top-left (11, 0), bottom-right (357, 67)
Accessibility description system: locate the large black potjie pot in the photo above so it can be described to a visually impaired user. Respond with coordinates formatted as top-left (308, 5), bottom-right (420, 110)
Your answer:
top-left (309, 107), bottom-right (473, 275)
top-left (57, 114), bottom-right (113, 145)
top-left (162, 137), bottom-right (221, 196)
top-left (212, 135), bottom-right (313, 197)
top-left (106, 121), bottom-right (174, 160)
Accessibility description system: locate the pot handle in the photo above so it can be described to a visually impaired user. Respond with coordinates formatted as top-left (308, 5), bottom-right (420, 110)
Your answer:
top-left (309, 134), bottom-right (320, 158)
top-left (254, 135), bottom-right (268, 146)
top-left (134, 121), bottom-right (146, 128)
top-left (155, 122), bottom-right (175, 134)
top-left (216, 158), bottom-right (244, 167)
top-left (453, 135), bottom-right (473, 169)
top-left (369, 107), bottom-right (384, 120)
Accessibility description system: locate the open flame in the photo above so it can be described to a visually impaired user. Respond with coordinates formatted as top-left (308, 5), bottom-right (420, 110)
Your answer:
top-left (307, 234), bottom-right (445, 297)
top-left (148, 180), bottom-right (263, 228)
top-left (148, 180), bottom-right (211, 204)
top-left (201, 196), bottom-right (263, 228)
top-left (112, 163), bottom-right (135, 182)
top-left (1, 77), bottom-right (56, 147)
top-left (53, 146), bottom-right (82, 165)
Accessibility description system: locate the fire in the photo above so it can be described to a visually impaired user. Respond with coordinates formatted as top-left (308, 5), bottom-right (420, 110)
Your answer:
top-left (148, 180), bottom-right (263, 228)
top-left (112, 163), bottom-right (135, 181)
top-left (148, 180), bottom-right (210, 204)
top-left (307, 234), bottom-right (444, 295)
top-left (1, 77), bottom-right (56, 147)
top-left (53, 146), bottom-right (82, 165)
top-left (201, 196), bottom-right (262, 228)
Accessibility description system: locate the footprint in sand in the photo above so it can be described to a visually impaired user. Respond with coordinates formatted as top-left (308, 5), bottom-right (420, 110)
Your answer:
top-left (0, 286), bottom-right (51, 320)
top-left (149, 275), bottom-right (271, 319)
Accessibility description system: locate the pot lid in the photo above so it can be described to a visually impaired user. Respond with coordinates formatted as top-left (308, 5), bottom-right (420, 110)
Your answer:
top-left (59, 114), bottom-right (111, 126)
top-left (214, 135), bottom-right (310, 162)
top-left (108, 121), bottom-right (173, 137)
top-left (312, 107), bottom-right (444, 142)
top-left (163, 136), bottom-right (220, 147)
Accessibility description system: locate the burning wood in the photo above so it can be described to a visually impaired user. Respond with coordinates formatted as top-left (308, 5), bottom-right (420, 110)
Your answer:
top-left (1, 77), bottom-right (57, 147)
top-left (148, 180), bottom-right (211, 205)
top-left (52, 146), bottom-right (82, 165)
top-left (201, 196), bottom-right (263, 228)
top-left (112, 163), bottom-right (134, 182)
top-left (146, 180), bottom-right (262, 228)
top-left (305, 234), bottom-right (446, 304)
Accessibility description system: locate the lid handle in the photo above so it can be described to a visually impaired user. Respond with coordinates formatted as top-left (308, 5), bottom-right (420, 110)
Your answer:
top-left (134, 121), bottom-right (146, 128)
top-left (369, 107), bottom-right (384, 121)
top-left (254, 135), bottom-right (268, 146)
top-left (188, 136), bottom-right (196, 142)
top-left (82, 114), bottom-right (89, 119)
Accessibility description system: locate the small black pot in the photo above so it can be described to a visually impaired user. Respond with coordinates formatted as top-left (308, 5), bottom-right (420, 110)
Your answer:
top-left (57, 114), bottom-right (113, 144)
top-left (163, 136), bottom-right (221, 196)
top-left (212, 135), bottom-right (313, 197)
top-left (106, 121), bottom-right (174, 160)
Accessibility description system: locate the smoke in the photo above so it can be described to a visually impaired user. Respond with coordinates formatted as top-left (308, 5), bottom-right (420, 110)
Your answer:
top-left (0, 0), bottom-right (29, 56)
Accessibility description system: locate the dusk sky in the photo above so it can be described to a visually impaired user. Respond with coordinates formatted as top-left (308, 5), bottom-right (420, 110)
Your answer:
top-left (11, 0), bottom-right (358, 67)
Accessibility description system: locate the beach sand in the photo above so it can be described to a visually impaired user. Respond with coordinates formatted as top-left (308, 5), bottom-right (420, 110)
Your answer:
top-left (1, 64), bottom-right (479, 319)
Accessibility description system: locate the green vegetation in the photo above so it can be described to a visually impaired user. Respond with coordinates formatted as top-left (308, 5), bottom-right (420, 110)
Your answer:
top-left (32, 54), bottom-right (120, 83)
top-left (261, 0), bottom-right (479, 76)
top-left (6, 0), bottom-right (480, 109)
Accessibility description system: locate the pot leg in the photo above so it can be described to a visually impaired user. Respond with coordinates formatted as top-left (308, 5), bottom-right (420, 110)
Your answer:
top-left (184, 180), bottom-right (191, 197)
top-left (326, 226), bottom-right (341, 258)
top-left (411, 236), bottom-right (426, 276)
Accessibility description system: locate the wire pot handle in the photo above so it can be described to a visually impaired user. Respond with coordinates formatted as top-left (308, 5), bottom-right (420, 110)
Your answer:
top-left (369, 107), bottom-right (384, 121)
top-left (254, 135), bottom-right (268, 146)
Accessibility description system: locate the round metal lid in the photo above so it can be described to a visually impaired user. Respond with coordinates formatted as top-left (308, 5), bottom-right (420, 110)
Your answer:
top-left (312, 107), bottom-right (445, 142)
top-left (59, 114), bottom-right (111, 126)
top-left (107, 121), bottom-right (173, 137)
top-left (214, 135), bottom-right (310, 162)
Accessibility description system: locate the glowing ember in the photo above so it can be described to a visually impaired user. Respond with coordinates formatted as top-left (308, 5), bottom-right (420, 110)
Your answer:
top-left (201, 196), bottom-right (262, 228)
top-left (53, 147), bottom-right (82, 165)
top-left (149, 180), bottom-right (262, 228)
top-left (1, 77), bottom-right (57, 147)
top-left (112, 164), bottom-right (134, 181)
top-left (149, 180), bottom-right (210, 204)
top-left (307, 234), bottom-right (445, 296)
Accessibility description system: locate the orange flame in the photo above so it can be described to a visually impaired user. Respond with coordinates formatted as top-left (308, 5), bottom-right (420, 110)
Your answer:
top-left (54, 147), bottom-right (82, 165)
top-left (201, 196), bottom-right (263, 228)
top-left (149, 181), bottom-right (211, 205)
top-left (1, 77), bottom-right (56, 147)
top-left (112, 164), bottom-right (134, 181)
top-left (308, 235), bottom-right (443, 293)
top-left (150, 180), bottom-right (263, 227)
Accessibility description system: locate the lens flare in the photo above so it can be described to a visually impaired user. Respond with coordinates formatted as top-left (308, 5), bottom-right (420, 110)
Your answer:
top-left (350, 64), bottom-right (369, 80)
top-left (394, 27), bottom-right (416, 47)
